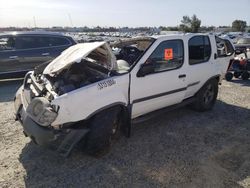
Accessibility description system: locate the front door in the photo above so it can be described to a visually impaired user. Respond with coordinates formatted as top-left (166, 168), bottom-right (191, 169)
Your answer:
top-left (0, 35), bottom-right (19, 73)
top-left (130, 39), bottom-right (187, 118)
top-left (15, 35), bottom-right (52, 71)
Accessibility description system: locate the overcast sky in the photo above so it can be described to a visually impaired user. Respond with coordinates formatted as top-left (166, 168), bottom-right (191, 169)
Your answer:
top-left (0, 0), bottom-right (249, 27)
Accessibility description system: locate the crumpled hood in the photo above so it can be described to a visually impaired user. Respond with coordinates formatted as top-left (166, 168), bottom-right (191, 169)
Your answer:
top-left (43, 41), bottom-right (117, 76)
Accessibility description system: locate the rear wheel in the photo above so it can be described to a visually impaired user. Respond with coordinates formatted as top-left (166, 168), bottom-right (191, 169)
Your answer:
top-left (225, 72), bottom-right (233, 81)
top-left (190, 79), bottom-right (218, 112)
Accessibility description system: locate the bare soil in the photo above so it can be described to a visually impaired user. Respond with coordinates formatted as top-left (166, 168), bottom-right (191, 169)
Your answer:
top-left (0, 79), bottom-right (250, 188)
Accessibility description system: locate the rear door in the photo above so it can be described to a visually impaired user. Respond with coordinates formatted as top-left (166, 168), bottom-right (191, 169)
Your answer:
top-left (184, 35), bottom-right (214, 99)
top-left (214, 36), bottom-right (235, 75)
top-left (15, 35), bottom-right (52, 71)
top-left (45, 36), bottom-right (73, 59)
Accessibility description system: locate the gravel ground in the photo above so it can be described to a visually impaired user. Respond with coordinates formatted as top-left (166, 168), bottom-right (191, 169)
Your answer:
top-left (0, 79), bottom-right (250, 188)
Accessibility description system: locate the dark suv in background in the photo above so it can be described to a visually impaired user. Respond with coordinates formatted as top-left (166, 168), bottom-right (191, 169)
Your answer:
top-left (0, 31), bottom-right (76, 79)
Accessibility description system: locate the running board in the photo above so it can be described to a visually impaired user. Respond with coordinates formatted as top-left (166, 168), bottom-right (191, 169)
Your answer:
top-left (132, 97), bottom-right (196, 124)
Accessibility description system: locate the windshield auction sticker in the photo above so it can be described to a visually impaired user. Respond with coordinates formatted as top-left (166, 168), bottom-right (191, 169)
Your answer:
top-left (164, 48), bottom-right (173, 60)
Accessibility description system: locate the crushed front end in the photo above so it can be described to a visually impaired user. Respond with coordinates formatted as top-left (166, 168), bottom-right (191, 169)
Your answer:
top-left (14, 72), bottom-right (88, 157)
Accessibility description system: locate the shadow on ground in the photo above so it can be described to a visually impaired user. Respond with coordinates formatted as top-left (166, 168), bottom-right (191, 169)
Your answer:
top-left (0, 79), bottom-right (23, 102)
top-left (228, 79), bottom-right (250, 87)
top-left (19, 100), bottom-right (250, 188)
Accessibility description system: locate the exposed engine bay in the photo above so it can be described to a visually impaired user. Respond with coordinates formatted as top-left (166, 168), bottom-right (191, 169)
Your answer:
top-left (46, 60), bottom-right (108, 95)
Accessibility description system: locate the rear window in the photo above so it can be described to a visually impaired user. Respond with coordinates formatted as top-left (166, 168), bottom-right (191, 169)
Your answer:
top-left (216, 36), bottom-right (234, 57)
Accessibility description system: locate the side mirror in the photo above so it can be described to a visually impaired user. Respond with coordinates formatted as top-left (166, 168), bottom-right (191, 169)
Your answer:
top-left (137, 63), bottom-right (154, 77)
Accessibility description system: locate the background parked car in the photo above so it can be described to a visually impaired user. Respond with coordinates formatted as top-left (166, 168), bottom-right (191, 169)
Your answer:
top-left (234, 37), bottom-right (250, 54)
top-left (0, 31), bottom-right (76, 79)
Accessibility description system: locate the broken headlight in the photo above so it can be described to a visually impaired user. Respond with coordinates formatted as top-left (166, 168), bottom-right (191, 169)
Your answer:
top-left (27, 97), bottom-right (58, 127)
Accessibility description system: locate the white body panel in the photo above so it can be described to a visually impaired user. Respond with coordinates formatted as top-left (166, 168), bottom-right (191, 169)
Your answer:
top-left (51, 74), bottom-right (129, 125)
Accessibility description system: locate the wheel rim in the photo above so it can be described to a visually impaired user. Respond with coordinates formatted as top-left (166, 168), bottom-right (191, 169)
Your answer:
top-left (203, 84), bottom-right (214, 104)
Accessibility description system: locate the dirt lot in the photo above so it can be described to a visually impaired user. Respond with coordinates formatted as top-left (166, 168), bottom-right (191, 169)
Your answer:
top-left (0, 79), bottom-right (249, 188)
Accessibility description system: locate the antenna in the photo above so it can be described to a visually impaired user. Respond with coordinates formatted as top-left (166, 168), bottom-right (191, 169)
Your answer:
top-left (68, 13), bottom-right (73, 27)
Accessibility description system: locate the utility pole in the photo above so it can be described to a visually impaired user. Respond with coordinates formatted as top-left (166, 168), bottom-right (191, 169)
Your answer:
top-left (68, 13), bottom-right (73, 27)
top-left (33, 16), bottom-right (37, 28)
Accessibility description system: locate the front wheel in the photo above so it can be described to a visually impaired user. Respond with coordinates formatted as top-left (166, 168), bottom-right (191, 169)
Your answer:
top-left (84, 107), bottom-right (121, 156)
top-left (190, 79), bottom-right (218, 112)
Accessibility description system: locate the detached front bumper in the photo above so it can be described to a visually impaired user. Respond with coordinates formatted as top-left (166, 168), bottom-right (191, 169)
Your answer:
top-left (14, 86), bottom-right (88, 157)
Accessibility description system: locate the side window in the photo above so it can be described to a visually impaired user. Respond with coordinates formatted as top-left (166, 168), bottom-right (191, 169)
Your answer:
top-left (36, 37), bottom-right (51, 48)
top-left (16, 36), bottom-right (38, 49)
top-left (48, 37), bottom-right (70, 47)
top-left (0, 36), bottom-right (16, 51)
top-left (224, 40), bottom-right (234, 56)
top-left (189, 36), bottom-right (211, 65)
top-left (216, 36), bottom-right (234, 57)
top-left (146, 40), bottom-right (184, 72)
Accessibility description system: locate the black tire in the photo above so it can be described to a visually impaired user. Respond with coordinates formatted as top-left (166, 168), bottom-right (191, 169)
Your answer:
top-left (190, 79), bottom-right (218, 112)
top-left (241, 71), bottom-right (249, 80)
top-left (225, 72), bottom-right (233, 81)
top-left (233, 71), bottom-right (241, 78)
top-left (84, 107), bottom-right (121, 156)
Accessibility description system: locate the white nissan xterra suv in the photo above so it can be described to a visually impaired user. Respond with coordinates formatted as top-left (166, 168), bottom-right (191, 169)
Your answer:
top-left (14, 34), bottom-right (234, 156)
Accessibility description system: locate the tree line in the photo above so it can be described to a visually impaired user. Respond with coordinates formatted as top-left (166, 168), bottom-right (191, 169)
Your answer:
top-left (160, 14), bottom-right (248, 33)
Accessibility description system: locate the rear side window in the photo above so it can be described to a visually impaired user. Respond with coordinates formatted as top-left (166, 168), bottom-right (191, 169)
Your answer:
top-left (189, 36), bottom-right (211, 65)
top-left (36, 36), bottom-right (70, 47)
top-left (48, 37), bottom-right (70, 46)
top-left (0, 36), bottom-right (16, 51)
top-left (146, 40), bottom-right (184, 72)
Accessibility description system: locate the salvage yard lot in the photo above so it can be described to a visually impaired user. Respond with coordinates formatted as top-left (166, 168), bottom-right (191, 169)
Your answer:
top-left (0, 79), bottom-right (250, 188)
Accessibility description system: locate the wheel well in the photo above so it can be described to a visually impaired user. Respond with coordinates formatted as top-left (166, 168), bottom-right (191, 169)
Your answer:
top-left (206, 75), bottom-right (220, 85)
top-left (214, 75), bottom-right (220, 83)
top-left (87, 104), bottom-right (131, 137)
top-left (194, 75), bottom-right (220, 97)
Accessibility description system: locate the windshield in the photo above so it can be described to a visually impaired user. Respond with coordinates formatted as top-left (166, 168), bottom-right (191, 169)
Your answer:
top-left (237, 38), bottom-right (250, 44)
top-left (110, 37), bottom-right (155, 72)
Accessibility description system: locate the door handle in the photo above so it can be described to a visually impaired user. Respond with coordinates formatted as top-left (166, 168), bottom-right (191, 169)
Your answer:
top-left (9, 56), bottom-right (18, 59)
top-left (178, 74), bottom-right (186, 78)
top-left (41, 53), bottom-right (50, 56)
